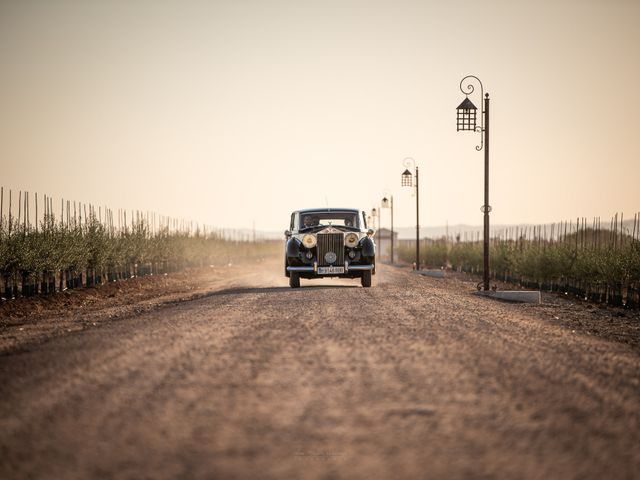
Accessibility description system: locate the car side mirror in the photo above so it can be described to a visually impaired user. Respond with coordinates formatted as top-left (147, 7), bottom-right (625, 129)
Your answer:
top-left (284, 230), bottom-right (292, 238)
top-left (367, 229), bottom-right (375, 237)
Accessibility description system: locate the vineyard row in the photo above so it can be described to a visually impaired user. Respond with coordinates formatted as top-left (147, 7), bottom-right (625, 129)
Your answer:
top-left (397, 213), bottom-right (640, 308)
top-left (0, 187), bottom-right (279, 299)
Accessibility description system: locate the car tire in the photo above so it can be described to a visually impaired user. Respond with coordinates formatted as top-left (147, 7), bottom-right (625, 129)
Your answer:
top-left (361, 270), bottom-right (372, 288)
top-left (289, 272), bottom-right (300, 288)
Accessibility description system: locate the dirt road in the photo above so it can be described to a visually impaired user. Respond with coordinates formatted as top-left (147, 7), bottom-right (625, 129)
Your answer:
top-left (1, 260), bottom-right (639, 479)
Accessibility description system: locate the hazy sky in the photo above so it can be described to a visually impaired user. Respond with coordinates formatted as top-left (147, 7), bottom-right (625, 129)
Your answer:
top-left (1, 0), bottom-right (638, 231)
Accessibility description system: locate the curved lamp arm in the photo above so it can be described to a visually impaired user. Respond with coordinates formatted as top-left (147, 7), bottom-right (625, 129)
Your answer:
top-left (403, 156), bottom-right (416, 171)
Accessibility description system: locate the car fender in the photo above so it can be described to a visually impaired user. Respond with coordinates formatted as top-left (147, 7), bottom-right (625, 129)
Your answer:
top-left (286, 237), bottom-right (302, 258)
top-left (359, 236), bottom-right (375, 258)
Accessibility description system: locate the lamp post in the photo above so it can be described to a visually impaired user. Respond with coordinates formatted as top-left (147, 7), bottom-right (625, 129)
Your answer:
top-left (457, 75), bottom-right (491, 291)
top-left (381, 195), bottom-right (394, 264)
top-left (401, 157), bottom-right (419, 270)
top-left (370, 207), bottom-right (379, 258)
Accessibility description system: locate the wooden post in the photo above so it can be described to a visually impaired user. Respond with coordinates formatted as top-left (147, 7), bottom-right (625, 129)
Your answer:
top-left (17, 191), bottom-right (22, 231)
top-left (8, 190), bottom-right (12, 236)
top-left (620, 212), bottom-right (624, 247)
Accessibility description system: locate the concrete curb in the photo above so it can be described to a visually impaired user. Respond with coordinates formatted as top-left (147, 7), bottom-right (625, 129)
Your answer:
top-left (475, 290), bottom-right (541, 304)
top-left (415, 270), bottom-right (446, 278)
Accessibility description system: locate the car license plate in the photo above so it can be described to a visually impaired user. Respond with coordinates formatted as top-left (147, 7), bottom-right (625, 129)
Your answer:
top-left (317, 266), bottom-right (345, 274)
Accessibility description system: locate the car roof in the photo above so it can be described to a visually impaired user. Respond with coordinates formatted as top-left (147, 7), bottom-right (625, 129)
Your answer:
top-left (296, 208), bottom-right (361, 214)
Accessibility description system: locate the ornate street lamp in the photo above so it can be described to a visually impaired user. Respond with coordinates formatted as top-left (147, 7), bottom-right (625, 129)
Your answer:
top-left (370, 207), bottom-right (380, 259)
top-left (401, 157), bottom-right (419, 270)
top-left (381, 195), bottom-right (394, 264)
top-left (457, 75), bottom-right (491, 291)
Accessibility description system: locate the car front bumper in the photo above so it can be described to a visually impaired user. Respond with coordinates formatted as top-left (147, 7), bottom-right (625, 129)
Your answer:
top-left (286, 263), bottom-right (374, 273)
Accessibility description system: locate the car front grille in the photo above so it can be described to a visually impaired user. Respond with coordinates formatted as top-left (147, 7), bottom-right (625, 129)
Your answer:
top-left (317, 233), bottom-right (344, 266)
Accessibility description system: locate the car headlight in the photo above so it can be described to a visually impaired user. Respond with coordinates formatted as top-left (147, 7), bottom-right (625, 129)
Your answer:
top-left (301, 234), bottom-right (317, 248)
top-left (345, 233), bottom-right (359, 248)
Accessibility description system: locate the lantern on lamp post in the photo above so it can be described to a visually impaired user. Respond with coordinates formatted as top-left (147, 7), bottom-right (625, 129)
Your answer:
top-left (456, 97), bottom-right (478, 131)
top-left (457, 75), bottom-right (491, 291)
top-left (401, 157), bottom-right (420, 270)
top-left (381, 195), bottom-right (394, 264)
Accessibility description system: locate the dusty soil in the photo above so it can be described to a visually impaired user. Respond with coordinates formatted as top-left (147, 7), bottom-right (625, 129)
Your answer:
top-left (1, 257), bottom-right (639, 479)
top-left (0, 263), bottom-right (266, 354)
top-left (446, 269), bottom-right (640, 353)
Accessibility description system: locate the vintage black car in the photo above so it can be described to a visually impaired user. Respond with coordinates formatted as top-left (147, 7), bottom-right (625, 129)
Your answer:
top-left (284, 208), bottom-right (376, 288)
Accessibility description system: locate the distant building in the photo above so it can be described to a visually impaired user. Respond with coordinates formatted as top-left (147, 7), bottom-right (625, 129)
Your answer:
top-left (376, 228), bottom-right (398, 262)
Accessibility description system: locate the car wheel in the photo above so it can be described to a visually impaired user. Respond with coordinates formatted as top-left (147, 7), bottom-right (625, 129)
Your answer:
top-left (289, 271), bottom-right (300, 288)
top-left (361, 270), bottom-right (372, 288)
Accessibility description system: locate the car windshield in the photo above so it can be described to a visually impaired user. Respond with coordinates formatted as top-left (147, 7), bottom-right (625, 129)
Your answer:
top-left (300, 212), bottom-right (359, 229)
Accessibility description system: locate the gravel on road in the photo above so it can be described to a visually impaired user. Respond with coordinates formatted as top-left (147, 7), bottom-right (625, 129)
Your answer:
top-left (1, 259), bottom-right (639, 479)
